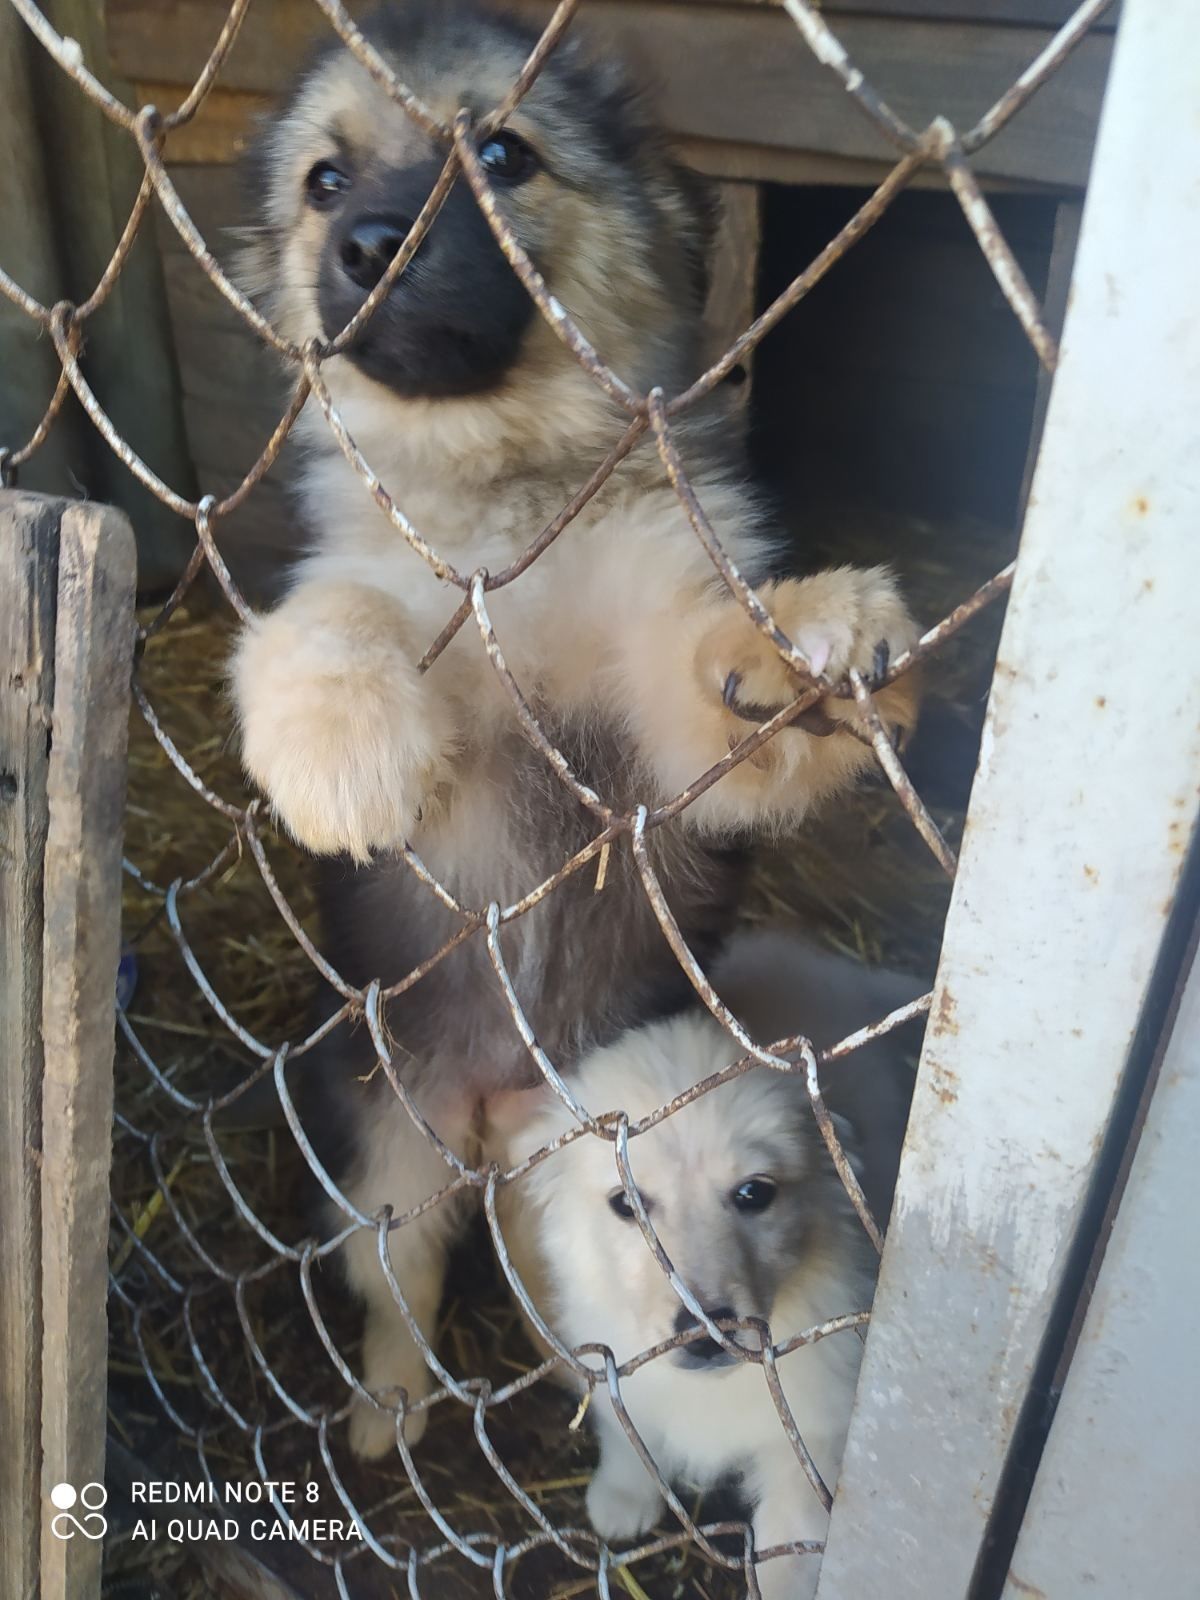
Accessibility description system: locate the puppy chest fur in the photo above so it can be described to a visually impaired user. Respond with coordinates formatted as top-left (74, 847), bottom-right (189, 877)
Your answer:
top-left (306, 722), bottom-right (746, 1163)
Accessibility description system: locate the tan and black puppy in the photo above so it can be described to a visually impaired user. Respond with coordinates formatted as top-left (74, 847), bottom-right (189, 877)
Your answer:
top-left (230, 2), bottom-right (919, 1459)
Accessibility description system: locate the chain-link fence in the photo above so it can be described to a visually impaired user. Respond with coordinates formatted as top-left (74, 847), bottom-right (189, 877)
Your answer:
top-left (1, 0), bottom-right (1126, 1596)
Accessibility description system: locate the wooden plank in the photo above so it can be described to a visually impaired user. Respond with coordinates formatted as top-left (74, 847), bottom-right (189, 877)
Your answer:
top-left (107, 0), bottom-right (1112, 188)
top-left (147, 180), bottom-right (298, 600)
top-left (656, 0), bottom-right (1118, 24)
top-left (541, 3), bottom-right (1111, 188)
top-left (107, 0), bottom-right (344, 95)
top-left (126, 83), bottom-right (1074, 192)
top-left (676, 135), bottom-right (1065, 192)
top-left (39, 501), bottom-right (137, 1600)
top-left (823, 0), bottom-right (1116, 20)
top-left (1002, 930), bottom-right (1200, 1600)
top-left (136, 79), bottom-right (268, 163)
top-left (31, 0), bottom-right (197, 591)
top-left (815, 3), bottom-right (1200, 1595)
top-left (0, 5), bottom-right (97, 501)
top-left (846, 0), bottom-right (1115, 19)
top-left (152, 159), bottom-right (246, 247)
top-left (703, 180), bottom-right (762, 408)
top-left (0, 494), bottom-right (59, 1600)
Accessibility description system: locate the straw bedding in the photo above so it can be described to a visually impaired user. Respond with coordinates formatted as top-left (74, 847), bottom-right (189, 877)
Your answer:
top-left (103, 503), bottom-right (1010, 1599)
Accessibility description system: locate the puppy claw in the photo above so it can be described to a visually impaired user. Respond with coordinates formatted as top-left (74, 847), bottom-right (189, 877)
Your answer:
top-left (725, 670), bottom-right (831, 734)
top-left (872, 638), bottom-right (890, 685)
top-left (697, 569), bottom-right (921, 756)
top-left (793, 623), bottom-right (833, 679)
top-left (723, 677), bottom-right (842, 739)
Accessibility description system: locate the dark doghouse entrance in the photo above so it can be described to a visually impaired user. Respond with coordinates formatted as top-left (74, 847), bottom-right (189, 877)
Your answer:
top-left (739, 182), bottom-right (1062, 970)
top-left (753, 183), bottom-right (1060, 532)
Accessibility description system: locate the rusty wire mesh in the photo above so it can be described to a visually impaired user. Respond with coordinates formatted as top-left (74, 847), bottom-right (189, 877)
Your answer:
top-left (1, 0), bottom-right (1114, 1593)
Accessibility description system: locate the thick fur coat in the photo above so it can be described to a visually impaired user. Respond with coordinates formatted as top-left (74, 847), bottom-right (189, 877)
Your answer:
top-left (230, 2), bottom-right (919, 1459)
top-left (491, 933), bottom-right (924, 1599)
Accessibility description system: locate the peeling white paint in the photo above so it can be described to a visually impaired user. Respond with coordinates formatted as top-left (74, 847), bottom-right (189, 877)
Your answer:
top-left (818, 3), bottom-right (1200, 1595)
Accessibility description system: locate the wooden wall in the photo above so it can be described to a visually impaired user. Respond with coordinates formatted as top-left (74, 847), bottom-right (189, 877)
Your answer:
top-left (149, 166), bottom-right (296, 601)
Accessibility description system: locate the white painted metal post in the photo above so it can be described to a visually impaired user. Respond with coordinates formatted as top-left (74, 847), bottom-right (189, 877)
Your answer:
top-left (1002, 930), bottom-right (1200, 1600)
top-left (816, 3), bottom-right (1200, 1595)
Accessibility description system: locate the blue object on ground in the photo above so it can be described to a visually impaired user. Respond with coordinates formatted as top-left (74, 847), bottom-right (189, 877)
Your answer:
top-left (116, 947), bottom-right (138, 1012)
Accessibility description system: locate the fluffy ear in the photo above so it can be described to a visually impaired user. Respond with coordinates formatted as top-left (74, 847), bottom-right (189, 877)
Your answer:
top-left (482, 1082), bottom-right (559, 1165)
top-left (663, 159), bottom-right (719, 310)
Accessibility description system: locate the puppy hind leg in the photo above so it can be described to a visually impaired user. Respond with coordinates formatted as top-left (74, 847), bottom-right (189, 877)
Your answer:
top-left (334, 1102), bottom-right (470, 1459)
top-left (342, 1220), bottom-right (453, 1459)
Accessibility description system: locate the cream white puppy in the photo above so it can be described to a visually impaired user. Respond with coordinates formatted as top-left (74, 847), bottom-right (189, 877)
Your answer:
top-left (492, 935), bottom-right (922, 1599)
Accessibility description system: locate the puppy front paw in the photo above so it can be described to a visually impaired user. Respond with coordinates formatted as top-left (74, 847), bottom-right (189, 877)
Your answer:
top-left (231, 587), bottom-right (452, 861)
top-left (586, 1468), bottom-right (665, 1544)
top-left (752, 1552), bottom-right (820, 1600)
top-left (347, 1390), bottom-right (429, 1460)
top-left (696, 568), bottom-right (920, 746)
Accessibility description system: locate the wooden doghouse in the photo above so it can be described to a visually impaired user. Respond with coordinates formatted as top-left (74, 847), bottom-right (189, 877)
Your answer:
top-left (1, 0), bottom-right (1114, 598)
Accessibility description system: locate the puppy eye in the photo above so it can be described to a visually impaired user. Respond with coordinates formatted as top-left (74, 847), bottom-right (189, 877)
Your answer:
top-left (607, 1189), bottom-right (638, 1220)
top-left (305, 160), bottom-right (352, 207)
top-left (477, 129), bottom-right (538, 184)
top-left (731, 1178), bottom-right (777, 1214)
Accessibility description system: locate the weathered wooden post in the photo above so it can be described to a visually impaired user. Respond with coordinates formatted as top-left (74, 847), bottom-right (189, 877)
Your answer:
top-left (0, 489), bottom-right (136, 1600)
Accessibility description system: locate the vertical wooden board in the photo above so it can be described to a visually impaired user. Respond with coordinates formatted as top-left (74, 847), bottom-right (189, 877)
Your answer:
top-left (0, 493), bottom-right (59, 1600)
top-left (40, 501), bottom-right (137, 1600)
top-left (815, 2), bottom-right (1200, 1596)
top-left (1002, 932), bottom-right (1200, 1600)
top-left (703, 180), bottom-right (763, 414)
top-left (0, 8), bottom-right (91, 499)
top-left (28, 0), bottom-right (197, 590)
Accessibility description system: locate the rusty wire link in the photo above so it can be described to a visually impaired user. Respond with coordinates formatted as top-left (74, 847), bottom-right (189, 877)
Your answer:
top-left (1, 0), bottom-right (1111, 1589)
top-left (781, 0), bottom-right (922, 153)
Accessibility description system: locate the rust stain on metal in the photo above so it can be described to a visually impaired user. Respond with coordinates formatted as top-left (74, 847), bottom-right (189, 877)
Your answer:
top-left (933, 988), bottom-right (960, 1037)
top-left (929, 1062), bottom-right (959, 1105)
top-left (1008, 1574), bottom-right (1049, 1598)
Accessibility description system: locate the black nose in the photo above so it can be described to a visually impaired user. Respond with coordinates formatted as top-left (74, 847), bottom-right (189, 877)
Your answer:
top-left (674, 1303), bottom-right (736, 1361)
top-left (339, 215), bottom-right (414, 291)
